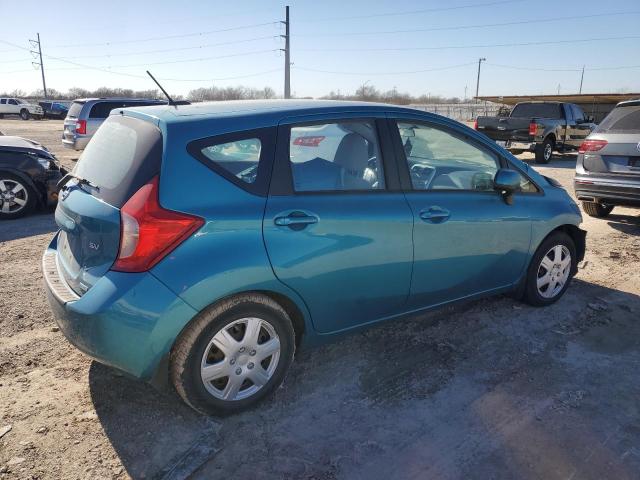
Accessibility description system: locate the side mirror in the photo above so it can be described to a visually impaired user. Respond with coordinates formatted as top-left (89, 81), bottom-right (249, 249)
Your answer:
top-left (493, 169), bottom-right (521, 205)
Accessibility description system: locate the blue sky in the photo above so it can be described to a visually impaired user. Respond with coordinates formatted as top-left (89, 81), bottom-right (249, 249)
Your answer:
top-left (1, 0), bottom-right (639, 98)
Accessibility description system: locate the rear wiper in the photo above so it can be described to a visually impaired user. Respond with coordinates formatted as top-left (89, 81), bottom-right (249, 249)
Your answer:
top-left (57, 172), bottom-right (99, 192)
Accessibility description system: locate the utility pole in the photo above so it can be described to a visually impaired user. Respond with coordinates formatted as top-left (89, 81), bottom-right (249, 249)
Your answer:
top-left (579, 65), bottom-right (585, 94)
top-left (281, 6), bottom-right (291, 99)
top-left (475, 57), bottom-right (486, 102)
top-left (29, 33), bottom-right (47, 99)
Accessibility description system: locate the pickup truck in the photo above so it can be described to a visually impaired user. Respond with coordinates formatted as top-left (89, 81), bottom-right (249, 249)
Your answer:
top-left (0, 98), bottom-right (44, 120)
top-left (475, 102), bottom-right (595, 163)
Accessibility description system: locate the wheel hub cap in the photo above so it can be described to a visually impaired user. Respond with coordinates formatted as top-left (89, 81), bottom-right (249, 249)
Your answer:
top-left (200, 317), bottom-right (281, 401)
top-left (537, 245), bottom-right (571, 299)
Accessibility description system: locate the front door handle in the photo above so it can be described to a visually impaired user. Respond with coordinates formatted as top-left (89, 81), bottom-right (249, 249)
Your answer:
top-left (274, 211), bottom-right (319, 228)
top-left (419, 207), bottom-right (450, 223)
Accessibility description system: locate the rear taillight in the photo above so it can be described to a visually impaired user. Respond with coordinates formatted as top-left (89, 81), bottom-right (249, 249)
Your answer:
top-left (473, 119), bottom-right (478, 130)
top-left (76, 119), bottom-right (87, 135)
top-left (578, 139), bottom-right (608, 153)
top-left (528, 122), bottom-right (537, 136)
top-left (112, 176), bottom-right (204, 273)
top-left (293, 136), bottom-right (325, 147)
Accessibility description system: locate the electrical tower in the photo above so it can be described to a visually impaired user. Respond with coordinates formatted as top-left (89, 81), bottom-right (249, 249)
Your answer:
top-left (29, 33), bottom-right (47, 99)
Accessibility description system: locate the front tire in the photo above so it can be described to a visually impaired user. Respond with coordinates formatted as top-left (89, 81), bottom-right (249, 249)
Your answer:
top-left (170, 294), bottom-right (296, 416)
top-left (20, 109), bottom-right (30, 120)
top-left (535, 137), bottom-right (554, 164)
top-left (0, 174), bottom-right (36, 219)
top-left (523, 232), bottom-right (576, 306)
top-left (582, 201), bottom-right (613, 218)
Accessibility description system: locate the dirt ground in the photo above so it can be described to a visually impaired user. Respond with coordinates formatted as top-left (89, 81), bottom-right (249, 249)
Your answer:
top-left (1, 118), bottom-right (639, 480)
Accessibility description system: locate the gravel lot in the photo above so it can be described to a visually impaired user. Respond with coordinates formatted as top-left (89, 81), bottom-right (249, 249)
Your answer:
top-left (1, 118), bottom-right (639, 480)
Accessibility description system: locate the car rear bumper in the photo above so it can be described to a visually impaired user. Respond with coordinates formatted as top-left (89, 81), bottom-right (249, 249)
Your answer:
top-left (62, 135), bottom-right (90, 151)
top-left (574, 176), bottom-right (640, 207)
top-left (43, 232), bottom-right (198, 383)
top-left (506, 141), bottom-right (535, 153)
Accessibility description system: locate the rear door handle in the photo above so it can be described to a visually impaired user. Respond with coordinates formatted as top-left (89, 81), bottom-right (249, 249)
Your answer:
top-left (419, 207), bottom-right (450, 223)
top-left (274, 212), bottom-right (319, 228)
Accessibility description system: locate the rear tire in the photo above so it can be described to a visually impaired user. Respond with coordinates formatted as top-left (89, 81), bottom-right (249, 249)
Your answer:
top-left (523, 232), bottom-right (576, 306)
top-left (20, 109), bottom-right (30, 121)
top-left (170, 293), bottom-right (296, 416)
top-left (0, 174), bottom-right (36, 219)
top-left (535, 137), bottom-right (554, 164)
top-left (582, 201), bottom-right (613, 218)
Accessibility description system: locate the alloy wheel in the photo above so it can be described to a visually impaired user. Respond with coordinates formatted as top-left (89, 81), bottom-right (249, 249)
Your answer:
top-left (536, 245), bottom-right (571, 299)
top-left (0, 179), bottom-right (29, 214)
top-left (200, 317), bottom-right (281, 401)
top-left (544, 143), bottom-right (552, 161)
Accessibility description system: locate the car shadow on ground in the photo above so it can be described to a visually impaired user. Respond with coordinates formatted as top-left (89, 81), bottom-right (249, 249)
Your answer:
top-left (88, 278), bottom-right (640, 479)
top-left (606, 212), bottom-right (640, 236)
top-left (0, 210), bottom-right (57, 243)
top-left (518, 153), bottom-right (577, 169)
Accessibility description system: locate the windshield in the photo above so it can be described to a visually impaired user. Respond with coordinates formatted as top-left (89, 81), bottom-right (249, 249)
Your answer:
top-left (511, 103), bottom-right (563, 119)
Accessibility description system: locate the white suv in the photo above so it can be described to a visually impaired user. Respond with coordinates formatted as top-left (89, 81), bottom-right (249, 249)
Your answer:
top-left (0, 98), bottom-right (44, 120)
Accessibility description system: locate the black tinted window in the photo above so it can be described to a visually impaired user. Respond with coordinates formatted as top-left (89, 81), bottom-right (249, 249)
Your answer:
top-left (89, 101), bottom-right (162, 119)
top-left (73, 116), bottom-right (162, 207)
top-left (511, 103), bottom-right (563, 119)
top-left (596, 104), bottom-right (640, 133)
top-left (571, 105), bottom-right (585, 122)
top-left (67, 101), bottom-right (84, 118)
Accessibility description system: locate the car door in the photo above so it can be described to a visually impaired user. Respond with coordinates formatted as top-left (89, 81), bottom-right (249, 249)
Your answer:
top-left (389, 115), bottom-right (533, 309)
top-left (568, 104), bottom-right (592, 147)
top-left (263, 115), bottom-right (414, 334)
top-left (7, 99), bottom-right (20, 115)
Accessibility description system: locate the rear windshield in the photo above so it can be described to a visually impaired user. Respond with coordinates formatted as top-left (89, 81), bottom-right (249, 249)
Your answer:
top-left (73, 115), bottom-right (162, 207)
top-left (596, 104), bottom-right (640, 134)
top-left (511, 103), bottom-right (563, 119)
top-left (67, 101), bottom-right (84, 118)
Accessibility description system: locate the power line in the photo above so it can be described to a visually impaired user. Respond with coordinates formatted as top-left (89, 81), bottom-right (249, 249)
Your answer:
top-left (298, 0), bottom-right (525, 22)
top-left (48, 21), bottom-right (280, 48)
top-left (297, 34), bottom-right (640, 52)
top-left (293, 62), bottom-right (477, 75)
top-left (0, 35), bottom-right (279, 62)
top-left (297, 11), bottom-right (640, 36)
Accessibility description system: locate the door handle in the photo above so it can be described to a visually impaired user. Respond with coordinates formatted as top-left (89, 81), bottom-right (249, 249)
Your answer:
top-left (419, 207), bottom-right (450, 222)
top-left (274, 212), bottom-right (319, 228)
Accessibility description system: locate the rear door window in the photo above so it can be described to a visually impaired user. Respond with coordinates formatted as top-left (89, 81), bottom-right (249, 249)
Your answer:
top-left (289, 121), bottom-right (385, 192)
top-left (89, 102), bottom-right (120, 119)
top-left (596, 104), bottom-right (640, 133)
top-left (511, 103), bottom-right (563, 119)
top-left (73, 116), bottom-right (162, 207)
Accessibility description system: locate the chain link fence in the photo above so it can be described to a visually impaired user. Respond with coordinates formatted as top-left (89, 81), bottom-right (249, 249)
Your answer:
top-left (407, 102), bottom-right (506, 122)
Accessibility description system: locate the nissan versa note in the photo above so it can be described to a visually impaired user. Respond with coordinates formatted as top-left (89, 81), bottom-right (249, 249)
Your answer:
top-left (43, 100), bottom-right (586, 415)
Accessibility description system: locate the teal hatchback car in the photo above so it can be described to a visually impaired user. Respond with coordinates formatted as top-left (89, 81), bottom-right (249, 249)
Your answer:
top-left (43, 100), bottom-right (585, 415)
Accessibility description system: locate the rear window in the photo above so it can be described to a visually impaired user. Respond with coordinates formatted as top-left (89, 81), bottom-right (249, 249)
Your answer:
top-left (596, 104), bottom-right (640, 134)
top-left (73, 116), bottom-right (162, 207)
top-left (511, 103), bottom-right (563, 119)
top-left (67, 101), bottom-right (84, 118)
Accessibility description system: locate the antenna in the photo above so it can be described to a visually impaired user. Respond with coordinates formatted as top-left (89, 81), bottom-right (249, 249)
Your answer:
top-left (146, 70), bottom-right (176, 106)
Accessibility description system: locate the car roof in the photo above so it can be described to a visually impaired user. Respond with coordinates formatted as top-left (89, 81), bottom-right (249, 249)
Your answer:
top-left (120, 99), bottom-right (424, 125)
top-left (616, 99), bottom-right (640, 107)
top-left (72, 97), bottom-right (166, 103)
top-left (0, 136), bottom-right (50, 155)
